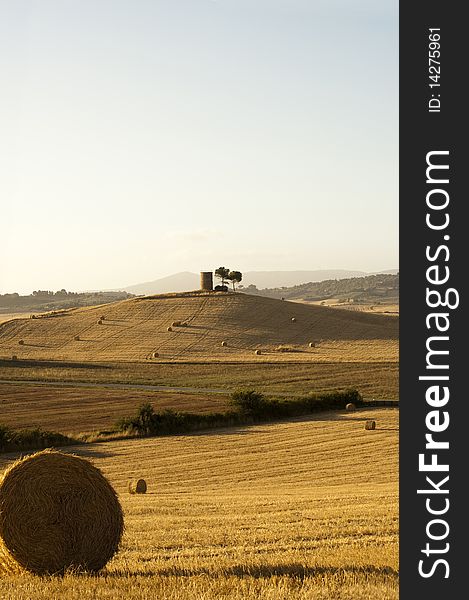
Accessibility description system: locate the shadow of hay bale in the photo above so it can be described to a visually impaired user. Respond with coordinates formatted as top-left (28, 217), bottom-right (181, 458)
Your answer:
top-left (0, 449), bottom-right (124, 575)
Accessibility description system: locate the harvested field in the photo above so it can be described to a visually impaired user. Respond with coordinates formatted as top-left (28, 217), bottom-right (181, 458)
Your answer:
top-left (0, 408), bottom-right (398, 599)
top-left (0, 292), bottom-right (398, 363)
top-left (305, 300), bottom-right (400, 315)
top-left (0, 360), bottom-right (398, 398)
top-left (0, 383), bottom-right (231, 435)
top-left (0, 313), bottom-right (43, 325)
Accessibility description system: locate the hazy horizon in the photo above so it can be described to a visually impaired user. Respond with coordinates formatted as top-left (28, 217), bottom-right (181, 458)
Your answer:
top-left (1, 0), bottom-right (398, 295)
top-left (1, 266), bottom-right (399, 296)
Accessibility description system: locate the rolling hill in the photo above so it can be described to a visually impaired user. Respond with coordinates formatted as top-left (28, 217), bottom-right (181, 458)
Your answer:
top-left (0, 291), bottom-right (398, 363)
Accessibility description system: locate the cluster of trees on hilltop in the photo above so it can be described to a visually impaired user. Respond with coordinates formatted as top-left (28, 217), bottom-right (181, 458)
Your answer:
top-left (242, 273), bottom-right (399, 304)
top-left (215, 267), bottom-right (243, 291)
top-left (0, 290), bottom-right (134, 312)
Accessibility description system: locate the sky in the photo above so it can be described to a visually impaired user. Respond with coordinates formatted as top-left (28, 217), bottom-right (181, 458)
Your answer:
top-left (0, 0), bottom-right (398, 294)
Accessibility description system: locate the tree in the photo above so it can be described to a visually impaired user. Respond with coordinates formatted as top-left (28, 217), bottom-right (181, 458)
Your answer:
top-left (215, 267), bottom-right (230, 287)
top-left (228, 270), bottom-right (242, 291)
top-left (230, 390), bottom-right (266, 415)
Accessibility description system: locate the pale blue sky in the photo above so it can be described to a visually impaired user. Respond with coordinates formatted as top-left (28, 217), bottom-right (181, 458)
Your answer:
top-left (0, 0), bottom-right (398, 294)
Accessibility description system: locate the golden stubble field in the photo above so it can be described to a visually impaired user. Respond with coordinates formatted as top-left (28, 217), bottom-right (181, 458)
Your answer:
top-left (0, 292), bottom-right (398, 363)
top-left (304, 300), bottom-right (399, 316)
top-left (0, 408), bottom-right (398, 600)
top-left (0, 359), bottom-right (399, 400)
top-left (0, 382), bottom-right (231, 435)
top-left (0, 357), bottom-right (399, 435)
top-left (0, 312), bottom-right (45, 325)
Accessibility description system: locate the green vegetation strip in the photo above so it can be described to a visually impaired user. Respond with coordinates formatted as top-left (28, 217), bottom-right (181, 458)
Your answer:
top-left (0, 425), bottom-right (77, 454)
top-left (102, 389), bottom-right (365, 439)
top-left (1, 389), bottom-right (364, 453)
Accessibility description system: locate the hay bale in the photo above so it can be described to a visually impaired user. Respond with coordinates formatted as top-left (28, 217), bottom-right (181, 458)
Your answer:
top-left (171, 321), bottom-right (182, 327)
top-left (180, 322), bottom-right (188, 327)
top-left (18, 340), bottom-right (24, 346)
top-left (167, 326), bottom-right (172, 332)
top-left (97, 319), bottom-right (102, 325)
top-left (152, 351), bottom-right (159, 359)
top-left (291, 317), bottom-right (296, 322)
top-left (221, 341), bottom-right (227, 347)
top-left (309, 342), bottom-right (315, 348)
top-left (11, 355), bottom-right (18, 361)
top-left (345, 403), bottom-right (356, 411)
top-left (0, 450), bottom-right (124, 575)
top-left (365, 420), bottom-right (376, 430)
top-left (100, 315), bottom-right (105, 321)
top-left (30, 315), bottom-right (36, 319)
top-left (74, 335), bottom-right (80, 341)
top-left (255, 349), bottom-right (261, 355)
top-left (128, 479), bottom-right (147, 494)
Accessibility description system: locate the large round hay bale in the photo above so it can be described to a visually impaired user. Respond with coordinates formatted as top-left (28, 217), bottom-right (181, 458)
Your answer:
top-left (171, 321), bottom-right (181, 327)
top-left (97, 319), bottom-right (102, 325)
top-left (11, 355), bottom-right (18, 361)
top-left (18, 340), bottom-right (24, 346)
top-left (0, 450), bottom-right (124, 575)
top-left (291, 317), bottom-right (296, 322)
top-left (255, 349), bottom-right (261, 355)
top-left (309, 342), bottom-right (315, 348)
top-left (100, 315), bottom-right (106, 321)
top-left (128, 479), bottom-right (147, 494)
top-left (152, 351), bottom-right (159, 359)
top-left (167, 326), bottom-right (172, 332)
top-left (74, 335), bottom-right (80, 341)
top-left (365, 420), bottom-right (376, 430)
top-left (345, 403), bottom-right (356, 411)
top-left (221, 341), bottom-right (227, 347)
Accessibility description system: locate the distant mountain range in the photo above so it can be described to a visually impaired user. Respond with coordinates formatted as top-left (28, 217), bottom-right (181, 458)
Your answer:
top-left (120, 269), bottom-right (398, 296)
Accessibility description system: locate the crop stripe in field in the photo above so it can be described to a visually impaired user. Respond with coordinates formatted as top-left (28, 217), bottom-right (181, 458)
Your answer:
top-left (231, 298), bottom-right (285, 350)
top-left (56, 304), bottom-right (137, 350)
top-left (0, 319), bottom-right (29, 344)
top-left (168, 295), bottom-right (237, 360)
top-left (55, 316), bottom-right (107, 350)
top-left (237, 297), bottom-right (325, 352)
top-left (220, 299), bottom-right (288, 352)
top-left (92, 301), bottom-right (179, 356)
top-left (147, 295), bottom-right (213, 358)
top-left (183, 295), bottom-right (212, 326)
top-left (148, 294), bottom-right (220, 360)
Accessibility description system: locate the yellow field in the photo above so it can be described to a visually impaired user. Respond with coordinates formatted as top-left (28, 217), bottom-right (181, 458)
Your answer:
top-left (304, 300), bottom-right (399, 315)
top-left (0, 292), bottom-right (398, 363)
top-left (0, 408), bottom-right (398, 599)
top-left (0, 312), bottom-right (44, 324)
